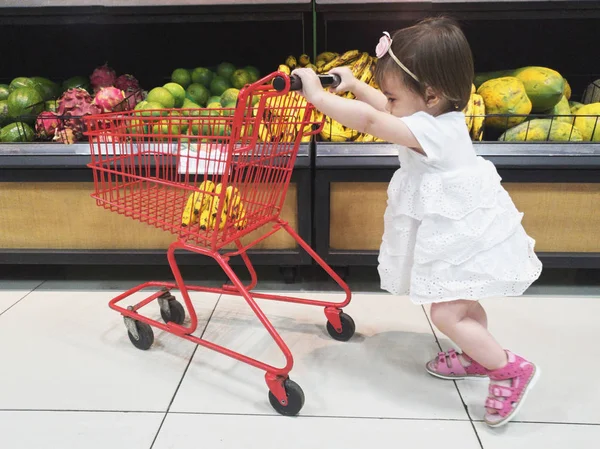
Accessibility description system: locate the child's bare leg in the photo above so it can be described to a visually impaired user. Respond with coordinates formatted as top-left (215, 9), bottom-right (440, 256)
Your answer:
top-left (430, 300), bottom-right (506, 370)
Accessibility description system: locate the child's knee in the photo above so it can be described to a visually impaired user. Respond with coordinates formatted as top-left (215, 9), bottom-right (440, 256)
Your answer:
top-left (430, 301), bottom-right (462, 329)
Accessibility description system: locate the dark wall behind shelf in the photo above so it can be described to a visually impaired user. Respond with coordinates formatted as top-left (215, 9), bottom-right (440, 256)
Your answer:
top-left (2, 20), bottom-right (306, 87)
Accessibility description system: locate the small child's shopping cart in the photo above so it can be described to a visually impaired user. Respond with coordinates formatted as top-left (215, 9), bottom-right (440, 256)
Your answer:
top-left (84, 72), bottom-right (354, 416)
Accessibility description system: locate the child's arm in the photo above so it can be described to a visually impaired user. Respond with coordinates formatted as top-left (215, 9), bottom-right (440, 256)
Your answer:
top-left (293, 68), bottom-right (424, 154)
top-left (329, 67), bottom-right (388, 112)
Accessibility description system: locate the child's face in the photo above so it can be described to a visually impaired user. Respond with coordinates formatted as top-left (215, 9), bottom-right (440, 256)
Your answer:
top-left (381, 74), bottom-right (428, 117)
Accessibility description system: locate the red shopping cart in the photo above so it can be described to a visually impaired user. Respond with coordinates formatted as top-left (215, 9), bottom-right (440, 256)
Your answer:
top-left (84, 72), bottom-right (353, 416)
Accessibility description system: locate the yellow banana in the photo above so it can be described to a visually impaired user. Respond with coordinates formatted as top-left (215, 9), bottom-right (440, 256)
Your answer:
top-left (320, 116), bottom-right (353, 142)
top-left (350, 52), bottom-right (371, 79)
top-left (285, 56), bottom-right (297, 70)
top-left (209, 210), bottom-right (227, 230)
top-left (198, 209), bottom-right (211, 231)
top-left (234, 203), bottom-right (248, 230)
top-left (299, 54), bottom-right (311, 67)
top-left (278, 64), bottom-right (291, 76)
top-left (471, 94), bottom-right (485, 141)
top-left (316, 51), bottom-right (337, 63)
top-left (463, 94), bottom-right (475, 132)
top-left (315, 60), bottom-right (326, 72)
top-left (225, 185), bottom-right (242, 211)
top-left (181, 191), bottom-right (201, 227)
top-left (322, 50), bottom-right (361, 72)
top-left (194, 180), bottom-right (216, 214)
top-left (305, 64), bottom-right (317, 72)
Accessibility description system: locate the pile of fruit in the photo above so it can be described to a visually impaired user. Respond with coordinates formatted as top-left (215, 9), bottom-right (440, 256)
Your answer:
top-left (0, 64), bottom-right (144, 144)
top-left (278, 50), bottom-right (383, 142)
top-left (181, 181), bottom-right (247, 231)
top-left (474, 67), bottom-right (600, 142)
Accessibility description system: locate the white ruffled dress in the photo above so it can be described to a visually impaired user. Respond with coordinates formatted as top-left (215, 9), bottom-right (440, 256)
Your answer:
top-left (377, 111), bottom-right (542, 304)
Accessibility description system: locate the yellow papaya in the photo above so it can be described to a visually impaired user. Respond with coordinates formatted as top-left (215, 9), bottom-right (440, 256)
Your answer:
top-left (513, 66), bottom-right (565, 112)
top-left (574, 103), bottom-right (600, 141)
top-left (498, 118), bottom-right (583, 142)
top-left (564, 78), bottom-right (571, 100)
top-left (569, 101), bottom-right (584, 114)
top-left (477, 77), bottom-right (532, 129)
top-left (547, 95), bottom-right (573, 124)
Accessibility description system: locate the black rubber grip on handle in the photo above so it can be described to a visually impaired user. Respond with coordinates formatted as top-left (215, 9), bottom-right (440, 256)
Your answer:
top-left (273, 74), bottom-right (341, 92)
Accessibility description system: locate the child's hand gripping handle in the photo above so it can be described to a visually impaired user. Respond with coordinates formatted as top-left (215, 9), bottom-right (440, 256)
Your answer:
top-left (273, 74), bottom-right (341, 92)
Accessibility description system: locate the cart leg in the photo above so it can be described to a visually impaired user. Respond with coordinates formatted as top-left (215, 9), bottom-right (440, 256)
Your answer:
top-left (214, 251), bottom-right (294, 375)
top-left (222, 239), bottom-right (259, 294)
top-left (279, 220), bottom-right (355, 341)
top-left (166, 242), bottom-right (200, 335)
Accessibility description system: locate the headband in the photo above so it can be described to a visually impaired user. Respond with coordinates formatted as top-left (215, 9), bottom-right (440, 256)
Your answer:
top-left (375, 31), bottom-right (419, 83)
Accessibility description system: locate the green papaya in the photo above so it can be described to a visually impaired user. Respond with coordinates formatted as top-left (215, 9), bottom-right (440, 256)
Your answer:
top-left (513, 66), bottom-right (565, 112)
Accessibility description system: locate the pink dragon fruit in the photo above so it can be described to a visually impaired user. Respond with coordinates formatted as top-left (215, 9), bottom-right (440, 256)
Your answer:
top-left (93, 86), bottom-right (126, 112)
top-left (115, 74), bottom-right (140, 92)
top-left (56, 88), bottom-right (102, 141)
top-left (35, 111), bottom-right (60, 139)
top-left (90, 63), bottom-right (117, 93)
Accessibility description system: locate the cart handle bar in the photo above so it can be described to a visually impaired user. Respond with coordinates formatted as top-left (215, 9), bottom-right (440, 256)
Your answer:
top-left (273, 74), bottom-right (341, 92)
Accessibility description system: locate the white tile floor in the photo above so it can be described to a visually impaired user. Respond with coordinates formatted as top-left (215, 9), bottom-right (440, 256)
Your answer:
top-left (0, 280), bottom-right (597, 448)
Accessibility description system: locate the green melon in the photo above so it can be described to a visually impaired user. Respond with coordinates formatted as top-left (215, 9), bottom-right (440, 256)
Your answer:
top-left (0, 122), bottom-right (34, 142)
top-left (7, 87), bottom-right (44, 123)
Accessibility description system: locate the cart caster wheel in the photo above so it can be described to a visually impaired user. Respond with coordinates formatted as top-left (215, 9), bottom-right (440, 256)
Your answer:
top-left (160, 298), bottom-right (186, 325)
top-left (127, 321), bottom-right (154, 350)
top-left (326, 312), bottom-right (355, 342)
top-left (268, 379), bottom-right (305, 416)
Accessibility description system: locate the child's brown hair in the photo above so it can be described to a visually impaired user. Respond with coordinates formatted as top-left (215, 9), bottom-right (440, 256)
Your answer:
top-left (375, 17), bottom-right (474, 112)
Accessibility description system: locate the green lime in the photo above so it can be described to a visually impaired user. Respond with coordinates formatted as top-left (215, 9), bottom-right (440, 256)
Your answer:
top-left (221, 101), bottom-right (236, 117)
top-left (191, 67), bottom-right (214, 87)
top-left (134, 100), bottom-right (148, 111)
top-left (210, 76), bottom-right (231, 97)
top-left (182, 98), bottom-right (201, 117)
top-left (208, 96), bottom-right (221, 105)
top-left (140, 101), bottom-right (167, 117)
top-left (245, 66), bottom-right (260, 83)
top-left (147, 87), bottom-right (175, 108)
top-left (152, 120), bottom-right (181, 136)
top-left (186, 83), bottom-right (210, 107)
top-left (231, 69), bottom-right (252, 90)
top-left (220, 88), bottom-right (240, 106)
top-left (163, 82), bottom-right (186, 108)
top-left (217, 62), bottom-right (236, 80)
top-left (171, 68), bottom-right (192, 89)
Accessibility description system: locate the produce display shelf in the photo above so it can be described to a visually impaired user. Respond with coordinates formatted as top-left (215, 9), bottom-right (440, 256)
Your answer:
top-left (0, 143), bottom-right (311, 172)
top-left (315, 142), bottom-right (600, 170)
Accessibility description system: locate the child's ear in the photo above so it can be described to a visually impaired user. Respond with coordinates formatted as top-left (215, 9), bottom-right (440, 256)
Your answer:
top-left (424, 86), bottom-right (441, 108)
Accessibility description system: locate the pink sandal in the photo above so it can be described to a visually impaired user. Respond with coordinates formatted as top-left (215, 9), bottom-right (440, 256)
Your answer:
top-left (484, 351), bottom-right (540, 428)
top-left (426, 348), bottom-right (488, 380)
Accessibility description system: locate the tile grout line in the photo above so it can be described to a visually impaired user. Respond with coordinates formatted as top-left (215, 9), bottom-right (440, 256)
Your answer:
top-left (0, 280), bottom-right (46, 318)
top-left (420, 305), bottom-right (485, 449)
top-left (148, 293), bottom-right (223, 449)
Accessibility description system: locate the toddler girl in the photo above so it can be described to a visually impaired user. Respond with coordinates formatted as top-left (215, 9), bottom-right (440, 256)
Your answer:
top-left (292, 17), bottom-right (542, 427)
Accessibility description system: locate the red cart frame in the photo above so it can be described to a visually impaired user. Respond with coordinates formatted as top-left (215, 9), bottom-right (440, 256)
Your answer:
top-left (84, 72), bottom-right (353, 416)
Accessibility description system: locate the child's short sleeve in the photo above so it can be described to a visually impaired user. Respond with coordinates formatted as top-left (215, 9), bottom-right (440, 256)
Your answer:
top-left (400, 111), bottom-right (468, 167)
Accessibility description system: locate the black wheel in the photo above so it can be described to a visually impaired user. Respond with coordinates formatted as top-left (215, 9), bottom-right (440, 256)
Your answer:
top-left (127, 321), bottom-right (154, 350)
top-left (160, 299), bottom-right (186, 325)
top-left (326, 312), bottom-right (356, 342)
top-left (268, 379), bottom-right (305, 416)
